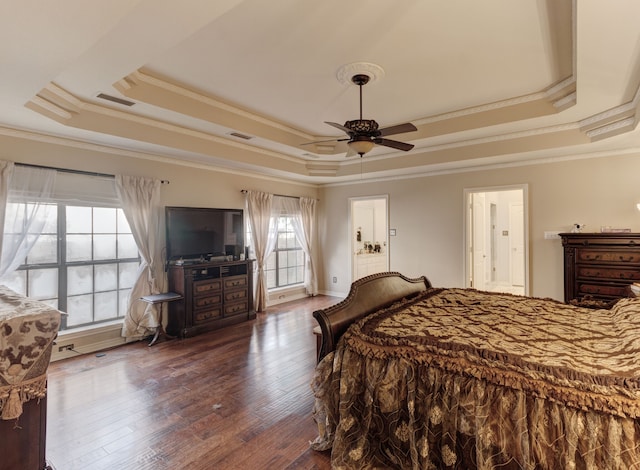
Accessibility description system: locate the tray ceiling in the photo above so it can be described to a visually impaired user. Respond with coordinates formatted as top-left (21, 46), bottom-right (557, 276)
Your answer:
top-left (2, 0), bottom-right (640, 183)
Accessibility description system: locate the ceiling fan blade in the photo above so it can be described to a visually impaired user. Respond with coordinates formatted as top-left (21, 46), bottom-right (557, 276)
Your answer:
top-left (300, 137), bottom-right (349, 146)
top-left (377, 122), bottom-right (417, 137)
top-left (374, 138), bottom-right (415, 152)
top-left (325, 121), bottom-right (353, 135)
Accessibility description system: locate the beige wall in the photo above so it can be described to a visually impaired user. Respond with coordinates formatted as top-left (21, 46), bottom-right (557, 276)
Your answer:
top-left (4, 131), bottom-right (640, 304)
top-left (0, 132), bottom-right (319, 360)
top-left (319, 152), bottom-right (640, 301)
top-left (0, 134), bottom-right (318, 209)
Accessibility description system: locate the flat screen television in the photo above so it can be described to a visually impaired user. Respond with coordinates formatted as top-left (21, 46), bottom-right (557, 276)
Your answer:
top-left (165, 206), bottom-right (244, 263)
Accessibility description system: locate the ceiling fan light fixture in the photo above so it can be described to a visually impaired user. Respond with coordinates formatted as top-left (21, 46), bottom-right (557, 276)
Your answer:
top-left (348, 138), bottom-right (375, 156)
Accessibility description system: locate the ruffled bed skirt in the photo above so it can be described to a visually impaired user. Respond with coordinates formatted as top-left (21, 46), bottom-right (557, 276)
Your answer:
top-left (311, 349), bottom-right (640, 470)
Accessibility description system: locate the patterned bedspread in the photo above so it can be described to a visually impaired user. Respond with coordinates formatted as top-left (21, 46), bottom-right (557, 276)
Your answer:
top-left (311, 288), bottom-right (640, 469)
top-left (0, 285), bottom-right (62, 420)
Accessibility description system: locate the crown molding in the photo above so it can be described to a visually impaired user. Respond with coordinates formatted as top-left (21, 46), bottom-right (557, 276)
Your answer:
top-left (0, 125), bottom-right (320, 189)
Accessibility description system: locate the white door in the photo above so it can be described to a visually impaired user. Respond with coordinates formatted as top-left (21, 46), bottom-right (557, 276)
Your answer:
top-left (471, 193), bottom-right (487, 290)
top-left (350, 196), bottom-right (390, 282)
top-left (465, 186), bottom-right (528, 295)
top-left (509, 201), bottom-right (525, 287)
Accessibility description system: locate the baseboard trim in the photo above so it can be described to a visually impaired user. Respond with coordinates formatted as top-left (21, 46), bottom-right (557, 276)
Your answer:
top-left (51, 322), bottom-right (126, 361)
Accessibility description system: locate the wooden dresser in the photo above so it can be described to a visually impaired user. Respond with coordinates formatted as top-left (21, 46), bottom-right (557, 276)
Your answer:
top-left (561, 232), bottom-right (640, 303)
top-left (167, 259), bottom-right (255, 338)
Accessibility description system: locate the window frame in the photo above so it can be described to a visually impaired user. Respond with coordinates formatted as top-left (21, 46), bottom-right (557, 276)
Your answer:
top-left (4, 202), bottom-right (140, 331)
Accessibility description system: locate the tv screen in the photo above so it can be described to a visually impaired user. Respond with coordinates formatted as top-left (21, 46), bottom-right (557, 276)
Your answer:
top-left (165, 206), bottom-right (244, 262)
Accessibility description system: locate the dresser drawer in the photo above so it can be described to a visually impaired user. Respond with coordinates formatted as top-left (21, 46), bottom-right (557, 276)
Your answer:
top-left (576, 249), bottom-right (640, 264)
top-left (193, 279), bottom-right (222, 296)
top-left (224, 288), bottom-right (247, 303)
top-left (577, 282), bottom-right (629, 299)
top-left (576, 265), bottom-right (640, 281)
top-left (193, 293), bottom-right (222, 310)
top-left (224, 275), bottom-right (247, 290)
top-left (224, 300), bottom-right (248, 316)
top-left (194, 307), bottom-right (223, 323)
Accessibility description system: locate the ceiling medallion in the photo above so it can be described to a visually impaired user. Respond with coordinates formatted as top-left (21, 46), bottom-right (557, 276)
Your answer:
top-left (336, 62), bottom-right (385, 86)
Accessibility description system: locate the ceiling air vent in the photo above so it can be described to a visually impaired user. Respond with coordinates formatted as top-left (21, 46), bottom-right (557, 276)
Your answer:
top-left (228, 132), bottom-right (253, 140)
top-left (96, 93), bottom-right (136, 107)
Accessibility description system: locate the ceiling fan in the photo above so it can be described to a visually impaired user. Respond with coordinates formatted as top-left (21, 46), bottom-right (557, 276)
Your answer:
top-left (305, 74), bottom-right (417, 157)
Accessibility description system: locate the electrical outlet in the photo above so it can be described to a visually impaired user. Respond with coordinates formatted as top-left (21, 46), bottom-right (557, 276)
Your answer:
top-left (332, 276), bottom-right (337, 283)
top-left (58, 344), bottom-right (74, 352)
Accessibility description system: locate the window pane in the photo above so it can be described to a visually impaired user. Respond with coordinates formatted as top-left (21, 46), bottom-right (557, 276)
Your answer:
top-left (66, 294), bottom-right (93, 326)
top-left (95, 291), bottom-right (118, 321)
top-left (119, 288), bottom-right (131, 317)
top-left (119, 262), bottom-right (139, 289)
top-left (67, 234), bottom-right (92, 261)
top-left (93, 207), bottom-right (116, 233)
top-left (42, 205), bottom-right (58, 233)
top-left (277, 232), bottom-right (286, 249)
top-left (28, 268), bottom-right (58, 299)
top-left (117, 209), bottom-right (131, 233)
top-left (278, 251), bottom-right (287, 268)
top-left (93, 234), bottom-right (116, 260)
top-left (291, 234), bottom-right (300, 249)
top-left (1, 270), bottom-right (26, 295)
top-left (266, 252), bottom-right (276, 270)
top-left (4, 203), bottom-right (23, 227)
top-left (68, 265), bottom-right (93, 296)
top-left (288, 267), bottom-right (298, 284)
top-left (95, 264), bottom-right (118, 291)
top-left (27, 234), bottom-right (57, 264)
top-left (117, 234), bottom-right (138, 259)
top-left (266, 270), bottom-right (276, 289)
top-left (278, 268), bottom-right (288, 286)
top-left (67, 206), bottom-right (92, 233)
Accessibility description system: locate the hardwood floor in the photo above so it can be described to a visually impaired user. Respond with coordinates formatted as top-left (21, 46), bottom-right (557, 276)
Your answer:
top-left (46, 295), bottom-right (338, 470)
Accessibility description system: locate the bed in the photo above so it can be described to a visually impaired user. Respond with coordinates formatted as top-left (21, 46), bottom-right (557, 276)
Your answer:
top-left (0, 285), bottom-right (62, 470)
top-left (310, 272), bottom-right (640, 469)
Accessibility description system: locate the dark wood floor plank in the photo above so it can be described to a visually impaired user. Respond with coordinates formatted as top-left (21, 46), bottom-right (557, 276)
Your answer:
top-left (46, 295), bottom-right (337, 469)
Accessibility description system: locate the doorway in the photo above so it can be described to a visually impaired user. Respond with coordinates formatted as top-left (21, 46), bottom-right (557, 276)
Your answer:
top-left (349, 196), bottom-right (389, 281)
top-left (464, 185), bottom-right (528, 295)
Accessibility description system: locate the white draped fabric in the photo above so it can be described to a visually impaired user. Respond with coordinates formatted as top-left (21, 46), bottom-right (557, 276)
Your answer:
top-left (116, 175), bottom-right (163, 340)
top-left (245, 191), bottom-right (278, 312)
top-left (0, 164), bottom-right (56, 280)
top-left (0, 161), bottom-right (13, 266)
top-left (277, 196), bottom-right (318, 295)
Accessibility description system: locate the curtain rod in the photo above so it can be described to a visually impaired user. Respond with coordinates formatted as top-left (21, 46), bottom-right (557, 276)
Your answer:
top-left (240, 190), bottom-right (318, 201)
top-left (16, 163), bottom-right (170, 184)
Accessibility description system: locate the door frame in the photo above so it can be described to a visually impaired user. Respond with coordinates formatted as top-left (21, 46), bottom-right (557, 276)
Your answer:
top-left (463, 184), bottom-right (529, 295)
top-left (349, 195), bottom-right (390, 282)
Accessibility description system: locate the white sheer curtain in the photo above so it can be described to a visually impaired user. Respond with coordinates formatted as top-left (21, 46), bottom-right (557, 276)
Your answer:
top-left (0, 161), bottom-right (13, 266)
top-left (245, 190), bottom-right (278, 312)
top-left (277, 196), bottom-right (318, 295)
top-left (0, 164), bottom-right (56, 280)
top-left (116, 175), bottom-right (163, 340)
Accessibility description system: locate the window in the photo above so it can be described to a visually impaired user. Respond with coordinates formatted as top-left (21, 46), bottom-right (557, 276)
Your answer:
top-left (247, 214), bottom-right (305, 290)
top-left (1, 170), bottom-right (140, 331)
top-left (265, 215), bottom-right (305, 289)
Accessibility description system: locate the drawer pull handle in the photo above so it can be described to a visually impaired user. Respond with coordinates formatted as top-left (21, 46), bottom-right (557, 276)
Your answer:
top-left (619, 255), bottom-right (635, 262)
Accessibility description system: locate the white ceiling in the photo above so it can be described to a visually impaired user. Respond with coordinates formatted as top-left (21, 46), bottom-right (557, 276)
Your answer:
top-left (2, 0), bottom-right (640, 183)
